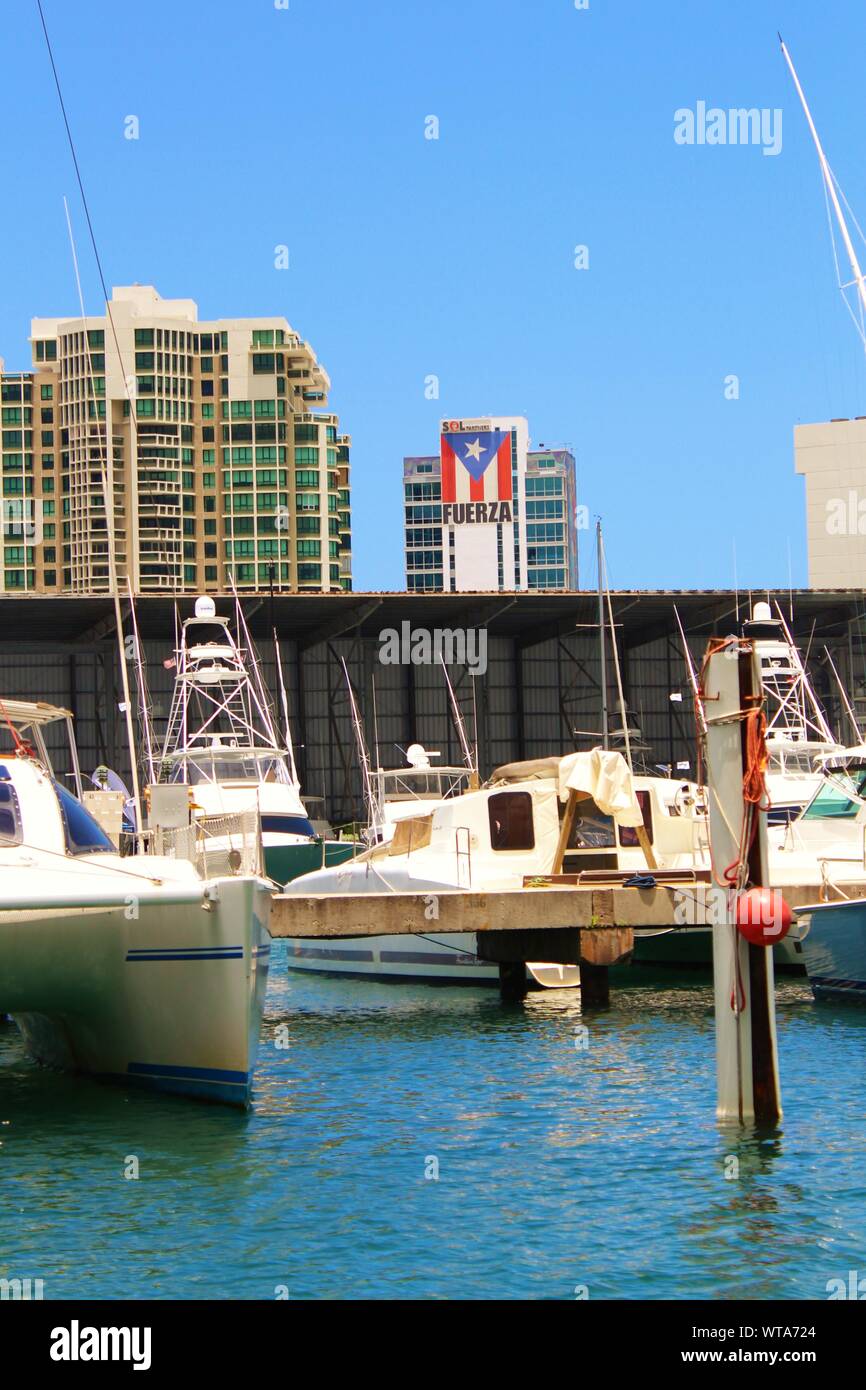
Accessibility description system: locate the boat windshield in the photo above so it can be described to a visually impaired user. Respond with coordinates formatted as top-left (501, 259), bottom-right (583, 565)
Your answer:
top-left (53, 781), bottom-right (115, 855)
top-left (172, 752), bottom-right (289, 786)
top-left (379, 769), bottom-right (470, 802)
top-left (802, 768), bottom-right (866, 821)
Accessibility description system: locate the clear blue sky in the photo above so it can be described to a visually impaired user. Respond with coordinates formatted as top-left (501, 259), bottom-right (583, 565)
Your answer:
top-left (3, 0), bottom-right (866, 592)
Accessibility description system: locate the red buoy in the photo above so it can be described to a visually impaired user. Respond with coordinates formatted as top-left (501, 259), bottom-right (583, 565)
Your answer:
top-left (734, 888), bottom-right (792, 945)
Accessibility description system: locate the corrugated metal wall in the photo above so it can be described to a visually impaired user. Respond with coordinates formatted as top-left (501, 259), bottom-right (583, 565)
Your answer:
top-left (0, 622), bottom-right (854, 826)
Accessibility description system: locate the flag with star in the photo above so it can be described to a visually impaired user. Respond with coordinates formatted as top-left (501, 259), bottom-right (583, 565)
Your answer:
top-left (440, 429), bottom-right (512, 504)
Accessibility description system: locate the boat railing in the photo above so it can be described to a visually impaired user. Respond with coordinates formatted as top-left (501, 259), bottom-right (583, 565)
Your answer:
top-left (147, 810), bottom-right (263, 879)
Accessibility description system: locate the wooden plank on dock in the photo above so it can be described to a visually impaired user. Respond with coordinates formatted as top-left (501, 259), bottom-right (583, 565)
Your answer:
top-left (268, 880), bottom-right (854, 939)
top-left (270, 884), bottom-right (672, 938)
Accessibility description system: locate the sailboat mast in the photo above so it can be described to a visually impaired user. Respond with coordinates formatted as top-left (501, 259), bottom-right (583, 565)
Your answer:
top-left (61, 198), bottom-right (143, 840)
top-left (596, 520), bottom-right (609, 749)
top-left (781, 35), bottom-right (866, 325)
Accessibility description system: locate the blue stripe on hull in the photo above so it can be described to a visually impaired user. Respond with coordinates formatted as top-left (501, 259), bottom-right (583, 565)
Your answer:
top-left (128, 1061), bottom-right (249, 1082)
top-left (121, 1062), bottom-right (251, 1106)
top-left (124, 950), bottom-right (244, 961)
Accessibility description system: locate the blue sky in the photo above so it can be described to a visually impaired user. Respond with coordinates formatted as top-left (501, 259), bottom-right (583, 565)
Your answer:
top-left (3, 0), bottom-right (866, 592)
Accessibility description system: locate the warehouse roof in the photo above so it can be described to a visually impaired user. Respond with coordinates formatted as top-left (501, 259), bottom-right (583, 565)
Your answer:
top-left (0, 588), bottom-right (864, 649)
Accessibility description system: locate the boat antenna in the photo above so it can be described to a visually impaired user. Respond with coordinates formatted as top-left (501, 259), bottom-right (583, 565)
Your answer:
top-left (61, 193), bottom-right (143, 840)
top-left (340, 657), bottom-right (380, 831)
top-left (371, 672), bottom-right (380, 772)
top-left (40, 0), bottom-right (146, 838)
top-left (781, 35), bottom-right (866, 349)
top-left (596, 519), bottom-right (610, 749)
top-left (673, 603), bottom-right (707, 735)
top-left (823, 643), bottom-right (863, 744)
top-left (599, 526), bottom-right (631, 770)
top-left (439, 655), bottom-right (477, 783)
top-left (273, 630), bottom-right (298, 784)
top-left (126, 576), bottom-right (156, 785)
top-left (227, 570), bottom-right (282, 747)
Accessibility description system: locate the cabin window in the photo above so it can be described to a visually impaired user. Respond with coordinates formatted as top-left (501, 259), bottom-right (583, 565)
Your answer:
top-left (488, 792), bottom-right (535, 851)
top-left (618, 790), bottom-right (654, 847)
top-left (562, 797), bottom-right (615, 848)
top-left (802, 775), bottom-right (863, 821)
top-left (0, 781), bottom-right (23, 844)
top-left (53, 782), bottom-right (114, 855)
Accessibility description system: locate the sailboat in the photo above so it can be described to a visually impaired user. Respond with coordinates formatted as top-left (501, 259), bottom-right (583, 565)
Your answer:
top-left (155, 596), bottom-right (355, 886)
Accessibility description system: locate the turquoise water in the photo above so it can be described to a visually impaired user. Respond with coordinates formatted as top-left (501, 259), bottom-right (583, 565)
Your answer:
top-left (1, 947), bottom-right (865, 1300)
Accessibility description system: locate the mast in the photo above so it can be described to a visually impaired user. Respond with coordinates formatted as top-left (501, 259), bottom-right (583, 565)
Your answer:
top-left (440, 655), bottom-right (477, 782)
top-left (596, 519), bottom-right (609, 749)
top-left (127, 576), bottom-right (156, 785)
top-left (340, 658), bottom-right (381, 833)
top-left (62, 198), bottom-right (143, 840)
top-left (780, 35), bottom-right (866, 329)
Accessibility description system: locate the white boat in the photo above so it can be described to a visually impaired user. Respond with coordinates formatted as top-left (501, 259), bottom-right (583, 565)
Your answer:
top-left (283, 749), bottom-right (658, 987)
top-left (155, 597), bottom-right (355, 885)
top-left (366, 744), bottom-right (472, 846)
top-left (0, 701), bottom-right (272, 1106)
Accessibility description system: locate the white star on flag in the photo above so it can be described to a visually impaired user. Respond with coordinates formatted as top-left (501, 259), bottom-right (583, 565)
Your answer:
top-left (463, 438), bottom-right (483, 462)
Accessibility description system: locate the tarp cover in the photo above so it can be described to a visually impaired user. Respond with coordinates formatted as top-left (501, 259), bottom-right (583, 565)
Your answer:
top-left (489, 750), bottom-right (644, 826)
top-left (560, 750), bottom-right (644, 826)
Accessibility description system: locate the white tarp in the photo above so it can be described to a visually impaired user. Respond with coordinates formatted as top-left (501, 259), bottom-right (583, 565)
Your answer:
top-left (559, 750), bottom-right (644, 827)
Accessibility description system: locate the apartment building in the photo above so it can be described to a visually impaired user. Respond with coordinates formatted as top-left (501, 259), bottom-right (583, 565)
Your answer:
top-left (0, 285), bottom-right (351, 594)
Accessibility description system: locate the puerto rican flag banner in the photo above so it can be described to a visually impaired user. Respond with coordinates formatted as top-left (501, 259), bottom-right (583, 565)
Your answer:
top-left (440, 430), bottom-right (512, 504)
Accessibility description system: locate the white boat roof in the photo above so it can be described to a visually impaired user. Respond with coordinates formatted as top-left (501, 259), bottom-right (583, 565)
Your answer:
top-left (0, 699), bottom-right (73, 728)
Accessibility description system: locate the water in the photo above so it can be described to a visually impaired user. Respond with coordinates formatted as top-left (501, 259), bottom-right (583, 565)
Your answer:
top-left (1, 946), bottom-right (865, 1300)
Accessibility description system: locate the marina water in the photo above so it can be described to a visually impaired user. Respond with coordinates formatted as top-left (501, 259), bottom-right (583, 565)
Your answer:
top-left (1, 946), bottom-right (864, 1301)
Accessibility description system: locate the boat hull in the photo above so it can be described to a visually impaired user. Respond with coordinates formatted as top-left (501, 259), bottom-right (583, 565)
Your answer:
top-left (632, 925), bottom-right (805, 971)
top-left (264, 838), bottom-right (356, 886)
top-left (285, 930), bottom-right (580, 988)
top-left (2, 877), bottom-right (273, 1106)
top-left (799, 899), bottom-right (866, 1000)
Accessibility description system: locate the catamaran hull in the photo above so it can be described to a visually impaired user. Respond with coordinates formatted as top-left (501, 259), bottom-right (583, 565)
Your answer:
top-left (286, 931), bottom-right (580, 988)
top-left (1, 877), bottom-right (273, 1106)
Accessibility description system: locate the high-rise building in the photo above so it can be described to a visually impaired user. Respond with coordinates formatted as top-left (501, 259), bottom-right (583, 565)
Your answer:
top-left (795, 417), bottom-right (866, 587)
top-left (404, 415), bottom-right (578, 591)
top-left (0, 285), bottom-right (351, 595)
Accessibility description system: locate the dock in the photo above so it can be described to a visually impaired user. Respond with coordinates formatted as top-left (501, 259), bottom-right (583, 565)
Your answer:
top-left (269, 874), bottom-right (854, 1002)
